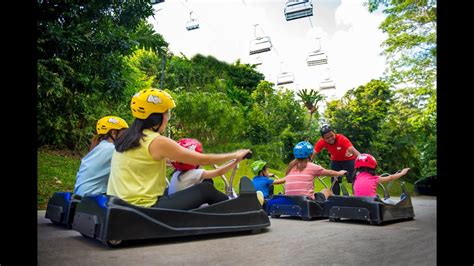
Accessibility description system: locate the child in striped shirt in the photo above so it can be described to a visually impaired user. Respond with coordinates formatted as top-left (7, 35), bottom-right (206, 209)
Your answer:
top-left (283, 141), bottom-right (347, 201)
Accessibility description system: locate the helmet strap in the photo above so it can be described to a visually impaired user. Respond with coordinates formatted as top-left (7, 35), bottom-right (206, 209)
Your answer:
top-left (106, 131), bottom-right (116, 142)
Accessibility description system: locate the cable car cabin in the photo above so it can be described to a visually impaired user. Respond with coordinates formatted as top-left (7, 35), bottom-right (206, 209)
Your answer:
top-left (277, 72), bottom-right (294, 85)
top-left (307, 51), bottom-right (328, 66)
top-left (319, 79), bottom-right (335, 90)
top-left (249, 37), bottom-right (272, 55)
top-left (284, 0), bottom-right (313, 21)
top-left (186, 19), bottom-right (199, 31)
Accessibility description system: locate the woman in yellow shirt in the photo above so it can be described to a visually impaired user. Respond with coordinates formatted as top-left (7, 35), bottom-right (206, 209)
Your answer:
top-left (107, 88), bottom-right (250, 210)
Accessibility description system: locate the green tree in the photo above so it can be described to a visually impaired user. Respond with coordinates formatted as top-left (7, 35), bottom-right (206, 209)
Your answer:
top-left (371, 99), bottom-right (423, 182)
top-left (37, 1), bottom-right (166, 151)
top-left (247, 81), bottom-right (307, 164)
top-left (165, 54), bottom-right (263, 106)
top-left (248, 81), bottom-right (306, 143)
top-left (366, 0), bottom-right (436, 178)
top-left (165, 55), bottom-right (196, 92)
top-left (324, 79), bottom-right (392, 151)
top-left (170, 91), bottom-right (245, 148)
top-left (297, 89), bottom-right (326, 138)
top-left (228, 59), bottom-right (265, 95)
top-left (37, 1), bottom-right (160, 97)
top-left (367, 0), bottom-right (436, 91)
top-left (124, 48), bottom-right (159, 91)
top-left (131, 21), bottom-right (169, 54)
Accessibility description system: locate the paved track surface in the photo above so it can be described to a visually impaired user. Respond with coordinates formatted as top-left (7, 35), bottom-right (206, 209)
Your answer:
top-left (38, 196), bottom-right (436, 265)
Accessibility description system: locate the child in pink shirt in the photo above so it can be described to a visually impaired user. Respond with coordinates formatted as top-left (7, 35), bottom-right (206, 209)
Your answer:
top-left (282, 141), bottom-right (347, 201)
top-left (353, 153), bottom-right (410, 197)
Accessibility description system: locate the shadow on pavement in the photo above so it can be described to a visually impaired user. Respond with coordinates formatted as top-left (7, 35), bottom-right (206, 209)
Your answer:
top-left (70, 227), bottom-right (271, 249)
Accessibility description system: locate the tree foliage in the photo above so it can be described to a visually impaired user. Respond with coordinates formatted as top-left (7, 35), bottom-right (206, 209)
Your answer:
top-left (297, 89), bottom-right (325, 138)
top-left (367, 0), bottom-right (436, 91)
top-left (37, 1), bottom-right (437, 182)
top-left (170, 91), bottom-right (245, 147)
top-left (325, 79), bottom-right (392, 151)
top-left (366, 0), bottom-right (437, 179)
top-left (324, 78), bottom-right (432, 181)
top-left (246, 81), bottom-right (308, 165)
top-left (37, 1), bottom-right (166, 151)
top-left (165, 54), bottom-right (263, 107)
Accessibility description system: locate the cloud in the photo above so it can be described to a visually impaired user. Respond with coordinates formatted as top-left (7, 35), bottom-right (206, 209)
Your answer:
top-left (148, 0), bottom-right (387, 98)
top-left (327, 0), bottom-right (387, 97)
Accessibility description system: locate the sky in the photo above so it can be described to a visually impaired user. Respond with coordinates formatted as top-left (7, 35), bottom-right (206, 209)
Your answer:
top-left (147, 0), bottom-right (387, 101)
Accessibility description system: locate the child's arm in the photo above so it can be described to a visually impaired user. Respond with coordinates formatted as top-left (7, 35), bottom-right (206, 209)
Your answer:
top-left (273, 178), bottom-right (286, 185)
top-left (268, 174), bottom-right (285, 185)
top-left (378, 168), bottom-right (410, 183)
top-left (201, 159), bottom-right (241, 180)
top-left (320, 169), bottom-right (347, 177)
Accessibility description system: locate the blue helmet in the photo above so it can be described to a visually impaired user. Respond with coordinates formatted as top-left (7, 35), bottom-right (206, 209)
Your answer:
top-left (293, 141), bottom-right (314, 159)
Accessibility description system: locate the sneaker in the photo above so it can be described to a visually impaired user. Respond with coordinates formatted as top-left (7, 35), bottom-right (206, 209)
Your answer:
top-left (256, 191), bottom-right (265, 206)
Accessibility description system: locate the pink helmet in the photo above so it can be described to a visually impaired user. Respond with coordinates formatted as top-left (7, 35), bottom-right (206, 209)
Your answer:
top-left (171, 138), bottom-right (203, 171)
top-left (355, 153), bottom-right (377, 169)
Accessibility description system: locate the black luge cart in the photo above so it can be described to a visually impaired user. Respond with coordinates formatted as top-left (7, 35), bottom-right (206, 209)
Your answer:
top-left (414, 175), bottom-right (437, 196)
top-left (265, 195), bottom-right (326, 220)
top-left (324, 177), bottom-right (415, 225)
top-left (264, 176), bottom-right (340, 220)
top-left (45, 192), bottom-right (82, 228)
top-left (72, 176), bottom-right (270, 247)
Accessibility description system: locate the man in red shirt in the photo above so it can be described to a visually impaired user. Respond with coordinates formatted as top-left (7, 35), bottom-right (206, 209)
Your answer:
top-left (313, 124), bottom-right (360, 195)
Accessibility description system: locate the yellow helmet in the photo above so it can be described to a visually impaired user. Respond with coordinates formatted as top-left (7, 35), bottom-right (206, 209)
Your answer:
top-left (130, 88), bottom-right (176, 119)
top-left (96, 116), bottom-right (129, 135)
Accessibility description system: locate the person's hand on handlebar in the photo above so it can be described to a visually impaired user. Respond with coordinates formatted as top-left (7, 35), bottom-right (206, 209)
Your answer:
top-left (400, 168), bottom-right (410, 176)
top-left (233, 149), bottom-right (252, 160)
top-left (337, 170), bottom-right (348, 176)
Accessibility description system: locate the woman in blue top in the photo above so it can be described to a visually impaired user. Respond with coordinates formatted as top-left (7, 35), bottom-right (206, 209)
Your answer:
top-left (73, 116), bottom-right (129, 197)
top-left (251, 160), bottom-right (285, 199)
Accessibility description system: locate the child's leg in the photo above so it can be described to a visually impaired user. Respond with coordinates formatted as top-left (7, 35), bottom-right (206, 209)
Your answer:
top-left (330, 160), bottom-right (342, 195)
top-left (202, 178), bottom-right (214, 185)
top-left (320, 188), bottom-right (332, 199)
top-left (154, 182), bottom-right (228, 210)
top-left (331, 177), bottom-right (341, 195)
top-left (314, 189), bottom-right (332, 201)
top-left (342, 159), bottom-right (356, 194)
top-left (268, 184), bottom-right (274, 197)
top-left (344, 159), bottom-right (355, 183)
